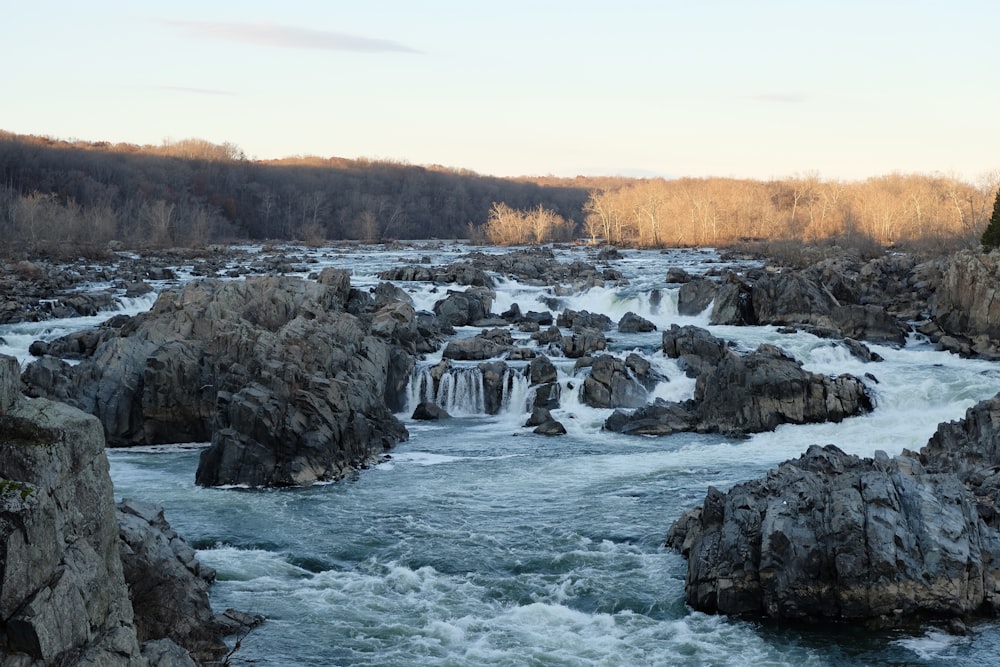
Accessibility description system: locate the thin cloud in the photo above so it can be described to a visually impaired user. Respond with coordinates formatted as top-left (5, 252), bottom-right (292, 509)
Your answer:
top-left (750, 93), bottom-right (808, 103)
top-left (164, 20), bottom-right (421, 54)
top-left (156, 85), bottom-right (237, 97)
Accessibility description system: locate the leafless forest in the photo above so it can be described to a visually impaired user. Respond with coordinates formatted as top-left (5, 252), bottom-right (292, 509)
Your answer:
top-left (1, 131), bottom-right (996, 258)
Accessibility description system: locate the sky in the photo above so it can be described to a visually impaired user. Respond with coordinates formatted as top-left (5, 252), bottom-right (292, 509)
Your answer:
top-left (3, 1), bottom-right (999, 181)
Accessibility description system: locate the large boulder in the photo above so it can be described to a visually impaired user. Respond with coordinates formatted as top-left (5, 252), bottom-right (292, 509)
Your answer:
top-left (1, 354), bottom-right (214, 666)
top-left (617, 311), bottom-right (656, 333)
top-left (677, 278), bottom-right (717, 316)
top-left (580, 355), bottom-right (648, 409)
top-left (432, 287), bottom-right (495, 327)
top-left (694, 343), bottom-right (872, 436)
top-left (22, 275), bottom-right (415, 488)
top-left (919, 392), bottom-right (1000, 527)
top-left (668, 443), bottom-right (1000, 623)
top-left (929, 250), bottom-right (1000, 356)
top-left (661, 324), bottom-right (731, 378)
top-left (609, 334), bottom-right (871, 438)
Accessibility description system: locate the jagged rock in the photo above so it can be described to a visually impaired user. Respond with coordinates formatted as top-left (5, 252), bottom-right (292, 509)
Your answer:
top-left (610, 336), bottom-right (871, 438)
top-left (605, 400), bottom-right (698, 435)
top-left (479, 361), bottom-right (518, 415)
top-left (710, 274), bottom-right (756, 325)
top-left (581, 355), bottom-right (647, 409)
top-left (557, 309), bottom-right (614, 332)
top-left (117, 499), bottom-right (254, 663)
top-left (412, 401), bottom-right (450, 420)
top-left (523, 311), bottom-right (554, 326)
top-left (532, 382), bottom-right (561, 410)
top-left (529, 355), bottom-right (558, 385)
top-left (677, 278), bottom-right (717, 316)
top-left (432, 287), bottom-right (495, 327)
top-left (661, 324), bottom-right (731, 378)
top-left (442, 336), bottom-right (509, 361)
top-left (929, 250), bottom-right (1000, 356)
top-left (532, 325), bottom-right (562, 345)
top-left (666, 267), bottom-right (693, 283)
top-left (695, 343), bottom-right (872, 436)
top-left (618, 311), bottom-right (656, 333)
top-left (0, 355), bottom-right (148, 665)
top-left (840, 338), bottom-right (883, 363)
top-left (920, 392), bottom-right (1000, 527)
top-left (21, 276), bottom-right (415, 488)
top-left (668, 443), bottom-right (1000, 623)
top-left (560, 330), bottom-right (607, 359)
top-left (625, 352), bottom-right (664, 390)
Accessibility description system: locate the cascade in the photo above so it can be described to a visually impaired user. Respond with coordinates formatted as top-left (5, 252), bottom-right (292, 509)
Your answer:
top-left (406, 364), bottom-right (532, 417)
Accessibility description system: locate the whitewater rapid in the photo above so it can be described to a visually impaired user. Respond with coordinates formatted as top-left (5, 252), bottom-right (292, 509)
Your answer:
top-left (5, 243), bottom-right (1000, 666)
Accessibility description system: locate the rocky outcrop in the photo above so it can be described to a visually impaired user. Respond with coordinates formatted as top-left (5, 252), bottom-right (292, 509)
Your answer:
top-left (661, 324), bottom-right (731, 378)
top-left (608, 327), bottom-right (872, 437)
top-left (117, 499), bottom-right (262, 664)
top-left (668, 439), bottom-right (1000, 624)
top-left (0, 354), bottom-right (223, 666)
top-left (919, 393), bottom-right (1000, 527)
top-left (22, 272), bottom-right (417, 488)
top-left (580, 355), bottom-right (647, 409)
top-left (432, 287), bottom-right (496, 327)
top-left (927, 250), bottom-right (1000, 359)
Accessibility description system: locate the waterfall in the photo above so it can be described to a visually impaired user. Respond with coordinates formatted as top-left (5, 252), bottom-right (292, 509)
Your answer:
top-left (406, 364), bottom-right (532, 417)
top-left (500, 368), bottom-right (531, 414)
top-left (438, 368), bottom-right (486, 416)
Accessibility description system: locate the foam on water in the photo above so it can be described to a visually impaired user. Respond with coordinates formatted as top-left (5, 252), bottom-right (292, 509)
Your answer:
top-left (15, 243), bottom-right (1000, 666)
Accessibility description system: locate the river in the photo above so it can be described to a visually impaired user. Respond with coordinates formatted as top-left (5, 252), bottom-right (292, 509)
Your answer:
top-left (6, 243), bottom-right (1000, 665)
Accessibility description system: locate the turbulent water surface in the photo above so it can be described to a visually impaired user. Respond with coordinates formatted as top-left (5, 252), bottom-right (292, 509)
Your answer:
top-left (7, 243), bottom-right (1000, 666)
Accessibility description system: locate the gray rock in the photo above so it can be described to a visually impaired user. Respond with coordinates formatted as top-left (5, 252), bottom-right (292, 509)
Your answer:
top-left (117, 499), bottom-right (234, 663)
top-left (677, 278), bottom-right (717, 316)
top-left (617, 311), bottom-right (657, 333)
top-left (581, 355), bottom-right (647, 409)
top-left (0, 354), bottom-right (147, 665)
top-left (661, 324), bottom-right (731, 378)
top-left (533, 419), bottom-right (567, 436)
top-left (528, 355), bottom-right (558, 385)
top-left (669, 443), bottom-right (1000, 623)
top-left (412, 401), bottom-right (450, 420)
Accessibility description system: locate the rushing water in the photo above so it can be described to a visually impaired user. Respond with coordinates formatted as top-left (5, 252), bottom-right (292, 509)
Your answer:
top-left (7, 243), bottom-right (1000, 666)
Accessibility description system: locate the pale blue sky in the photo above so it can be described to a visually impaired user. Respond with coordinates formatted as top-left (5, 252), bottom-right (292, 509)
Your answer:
top-left (3, 1), bottom-right (998, 180)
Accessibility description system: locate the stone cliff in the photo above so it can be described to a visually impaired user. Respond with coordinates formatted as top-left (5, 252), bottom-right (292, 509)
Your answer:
top-left (1, 355), bottom-right (247, 666)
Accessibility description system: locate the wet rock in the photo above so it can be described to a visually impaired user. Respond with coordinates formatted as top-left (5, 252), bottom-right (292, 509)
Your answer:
top-left (661, 324), bottom-right (731, 378)
top-left (677, 278), bottom-right (717, 316)
top-left (411, 401), bottom-right (450, 420)
top-left (529, 355), bottom-right (558, 385)
top-left (581, 355), bottom-right (647, 409)
top-left (669, 444), bottom-right (1000, 623)
top-left (558, 309), bottom-right (614, 332)
top-left (432, 287), bottom-right (496, 327)
top-left (618, 311), bottom-right (657, 333)
top-left (533, 419), bottom-right (567, 436)
top-left (560, 329), bottom-right (607, 359)
top-left (666, 267), bottom-right (693, 283)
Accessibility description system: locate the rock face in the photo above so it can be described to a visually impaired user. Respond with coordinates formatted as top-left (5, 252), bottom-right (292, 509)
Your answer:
top-left (926, 249), bottom-right (1000, 358)
top-left (609, 327), bottom-right (872, 437)
top-left (668, 441), bottom-right (1000, 624)
top-left (118, 499), bottom-right (262, 664)
top-left (0, 354), bottom-right (219, 666)
top-left (580, 355), bottom-right (648, 409)
top-left (22, 272), bottom-right (417, 488)
top-left (919, 393), bottom-right (1000, 528)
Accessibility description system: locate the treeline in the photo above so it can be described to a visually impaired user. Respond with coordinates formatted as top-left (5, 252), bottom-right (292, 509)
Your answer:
top-left (0, 131), bottom-right (598, 257)
top-left (579, 174), bottom-right (999, 252)
top-left (1, 131), bottom-right (996, 258)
